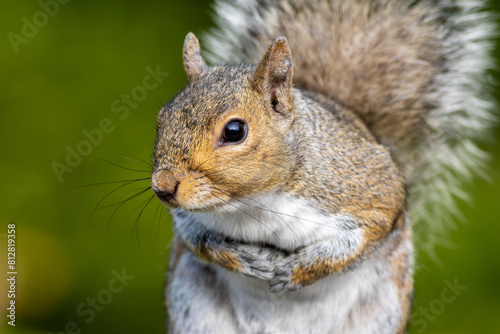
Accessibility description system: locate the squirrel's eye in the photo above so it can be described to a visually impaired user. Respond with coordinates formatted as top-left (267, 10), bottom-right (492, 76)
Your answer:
top-left (222, 120), bottom-right (247, 144)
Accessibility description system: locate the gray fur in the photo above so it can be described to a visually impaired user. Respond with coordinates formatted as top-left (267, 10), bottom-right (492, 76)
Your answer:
top-left (203, 0), bottom-right (497, 252)
top-left (156, 0), bottom-right (496, 332)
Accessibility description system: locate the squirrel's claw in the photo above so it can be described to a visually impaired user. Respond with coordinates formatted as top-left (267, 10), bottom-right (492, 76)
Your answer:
top-left (268, 271), bottom-right (304, 293)
top-left (268, 262), bottom-right (306, 293)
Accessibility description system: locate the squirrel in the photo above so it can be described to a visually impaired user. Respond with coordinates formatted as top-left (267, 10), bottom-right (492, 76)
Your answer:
top-left (151, 0), bottom-right (496, 333)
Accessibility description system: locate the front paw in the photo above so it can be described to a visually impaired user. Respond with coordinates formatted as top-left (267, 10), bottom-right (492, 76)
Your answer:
top-left (223, 242), bottom-right (280, 281)
top-left (268, 267), bottom-right (305, 293)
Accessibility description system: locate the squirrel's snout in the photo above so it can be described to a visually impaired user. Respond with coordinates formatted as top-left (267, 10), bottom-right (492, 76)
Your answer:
top-left (152, 170), bottom-right (179, 204)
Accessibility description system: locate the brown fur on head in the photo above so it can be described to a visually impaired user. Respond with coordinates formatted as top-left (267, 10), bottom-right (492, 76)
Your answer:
top-left (152, 33), bottom-right (296, 211)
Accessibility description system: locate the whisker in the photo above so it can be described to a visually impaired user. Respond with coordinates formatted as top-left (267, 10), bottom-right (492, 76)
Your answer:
top-left (210, 193), bottom-right (285, 246)
top-left (58, 178), bottom-right (151, 193)
top-left (97, 186), bottom-right (152, 210)
top-left (88, 180), bottom-right (149, 226)
top-left (106, 187), bottom-right (152, 231)
top-left (211, 186), bottom-right (301, 244)
top-left (198, 164), bottom-right (232, 175)
top-left (85, 156), bottom-right (152, 173)
top-left (259, 160), bottom-right (290, 171)
top-left (194, 155), bottom-right (216, 173)
top-left (151, 203), bottom-right (164, 250)
top-left (211, 185), bottom-right (339, 229)
top-left (110, 152), bottom-right (154, 169)
top-left (131, 194), bottom-right (157, 254)
top-left (246, 196), bottom-right (339, 229)
top-left (130, 108), bottom-right (157, 128)
top-left (201, 165), bottom-right (249, 181)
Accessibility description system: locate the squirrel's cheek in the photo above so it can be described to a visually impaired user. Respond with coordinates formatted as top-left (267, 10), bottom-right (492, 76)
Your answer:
top-left (175, 176), bottom-right (205, 207)
top-left (174, 174), bottom-right (229, 210)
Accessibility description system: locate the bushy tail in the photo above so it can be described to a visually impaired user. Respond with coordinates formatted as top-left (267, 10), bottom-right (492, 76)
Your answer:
top-left (203, 0), bottom-right (497, 255)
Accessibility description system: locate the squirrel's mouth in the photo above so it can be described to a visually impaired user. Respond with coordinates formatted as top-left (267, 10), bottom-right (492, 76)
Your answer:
top-left (151, 169), bottom-right (236, 212)
top-left (155, 194), bottom-right (236, 213)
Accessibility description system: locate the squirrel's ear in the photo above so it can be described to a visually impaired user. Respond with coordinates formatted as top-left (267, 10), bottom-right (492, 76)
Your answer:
top-left (251, 37), bottom-right (293, 113)
top-left (183, 32), bottom-right (208, 82)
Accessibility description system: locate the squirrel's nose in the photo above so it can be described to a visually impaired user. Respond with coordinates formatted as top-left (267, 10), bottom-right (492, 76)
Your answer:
top-left (151, 170), bottom-right (179, 203)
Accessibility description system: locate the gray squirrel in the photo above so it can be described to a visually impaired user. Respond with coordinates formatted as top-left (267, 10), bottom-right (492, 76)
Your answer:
top-left (150, 0), bottom-right (496, 333)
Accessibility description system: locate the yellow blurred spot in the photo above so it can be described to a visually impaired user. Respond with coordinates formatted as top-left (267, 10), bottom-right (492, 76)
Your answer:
top-left (0, 223), bottom-right (74, 324)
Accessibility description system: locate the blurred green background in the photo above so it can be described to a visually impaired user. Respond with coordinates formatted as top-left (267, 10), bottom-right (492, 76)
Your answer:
top-left (0, 1), bottom-right (499, 333)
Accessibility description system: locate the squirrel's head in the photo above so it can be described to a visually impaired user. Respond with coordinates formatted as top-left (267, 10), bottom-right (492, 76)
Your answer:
top-left (152, 33), bottom-right (296, 211)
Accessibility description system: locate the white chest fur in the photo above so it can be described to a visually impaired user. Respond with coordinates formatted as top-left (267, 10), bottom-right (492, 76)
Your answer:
top-left (169, 192), bottom-right (405, 333)
top-left (186, 192), bottom-right (361, 251)
top-left (214, 257), bottom-right (401, 334)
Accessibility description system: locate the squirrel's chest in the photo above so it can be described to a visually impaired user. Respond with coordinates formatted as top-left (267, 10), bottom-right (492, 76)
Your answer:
top-left (169, 192), bottom-right (407, 333)
top-left (188, 192), bottom-right (354, 250)
top-left (213, 257), bottom-right (401, 334)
